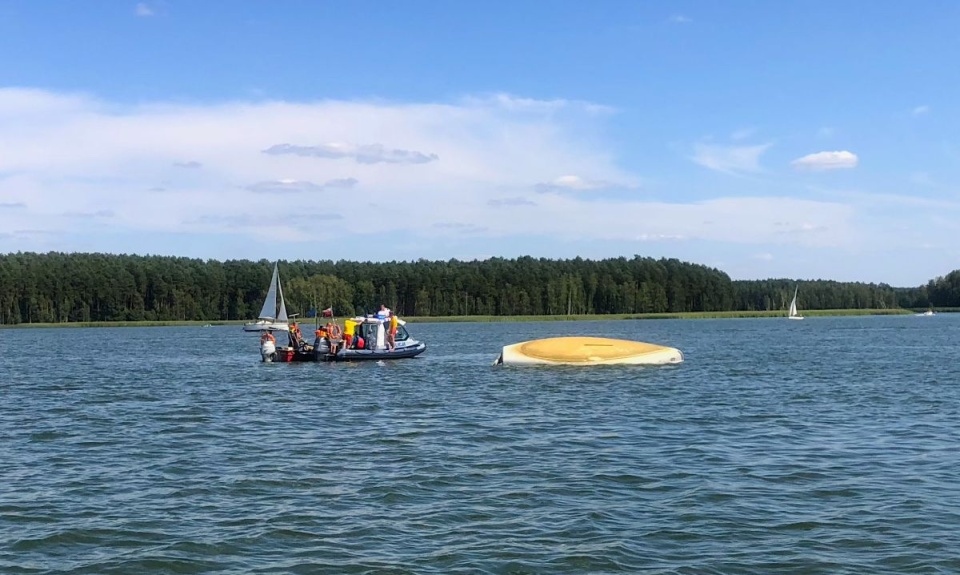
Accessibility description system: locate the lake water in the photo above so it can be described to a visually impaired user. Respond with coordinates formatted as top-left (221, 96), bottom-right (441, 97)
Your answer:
top-left (2, 315), bottom-right (959, 574)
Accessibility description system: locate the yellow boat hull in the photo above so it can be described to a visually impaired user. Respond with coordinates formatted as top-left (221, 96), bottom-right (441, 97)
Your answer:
top-left (495, 336), bottom-right (684, 366)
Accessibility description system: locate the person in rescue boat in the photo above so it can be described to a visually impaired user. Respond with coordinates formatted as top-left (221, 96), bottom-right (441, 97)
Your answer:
top-left (288, 321), bottom-right (303, 349)
top-left (386, 311), bottom-right (398, 351)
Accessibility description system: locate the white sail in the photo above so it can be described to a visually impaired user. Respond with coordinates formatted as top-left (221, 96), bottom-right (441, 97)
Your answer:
top-left (788, 286), bottom-right (803, 319)
top-left (258, 263), bottom-right (280, 320)
top-left (243, 261), bottom-right (290, 332)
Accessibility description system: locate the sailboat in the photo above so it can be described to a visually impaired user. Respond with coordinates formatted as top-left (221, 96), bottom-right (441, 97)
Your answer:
top-left (787, 286), bottom-right (804, 320)
top-left (243, 262), bottom-right (290, 332)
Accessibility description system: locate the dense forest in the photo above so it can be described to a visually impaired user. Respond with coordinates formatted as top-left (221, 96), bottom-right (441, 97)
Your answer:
top-left (0, 252), bottom-right (958, 324)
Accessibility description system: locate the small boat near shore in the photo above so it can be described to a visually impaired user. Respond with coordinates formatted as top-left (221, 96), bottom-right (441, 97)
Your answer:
top-left (494, 336), bottom-right (683, 366)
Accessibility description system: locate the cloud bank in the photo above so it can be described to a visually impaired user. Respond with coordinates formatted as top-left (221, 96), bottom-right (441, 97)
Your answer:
top-left (0, 87), bottom-right (878, 262)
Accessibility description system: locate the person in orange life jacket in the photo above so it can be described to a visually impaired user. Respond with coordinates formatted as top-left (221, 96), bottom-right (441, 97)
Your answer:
top-left (289, 322), bottom-right (302, 348)
top-left (386, 312), bottom-right (398, 351)
top-left (313, 324), bottom-right (335, 352)
top-left (325, 322), bottom-right (343, 355)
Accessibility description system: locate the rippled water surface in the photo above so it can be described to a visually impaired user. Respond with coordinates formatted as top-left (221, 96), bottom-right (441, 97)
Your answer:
top-left (2, 316), bottom-right (960, 574)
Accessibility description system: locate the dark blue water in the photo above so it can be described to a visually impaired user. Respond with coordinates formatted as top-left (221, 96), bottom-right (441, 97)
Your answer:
top-left (2, 315), bottom-right (959, 574)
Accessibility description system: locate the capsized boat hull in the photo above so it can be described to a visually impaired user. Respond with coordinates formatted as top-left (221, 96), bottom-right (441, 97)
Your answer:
top-left (495, 336), bottom-right (683, 366)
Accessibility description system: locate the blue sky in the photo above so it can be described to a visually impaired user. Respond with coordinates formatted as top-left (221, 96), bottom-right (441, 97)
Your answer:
top-left (1, 1), bottom-right (958, 286)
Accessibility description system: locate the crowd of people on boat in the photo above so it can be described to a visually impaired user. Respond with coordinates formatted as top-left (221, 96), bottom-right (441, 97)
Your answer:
top-left (261, 303), bottom-right (400, 357)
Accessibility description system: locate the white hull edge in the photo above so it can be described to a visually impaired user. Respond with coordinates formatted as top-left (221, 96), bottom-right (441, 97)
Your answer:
top-left (244, 320), bottom-right (289, 332)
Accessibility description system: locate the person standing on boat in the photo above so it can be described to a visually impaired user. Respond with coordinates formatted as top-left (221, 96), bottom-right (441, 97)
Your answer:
top-left (376, 304), bottom-right (390, 319)
top-left (386, 312), bottom-right (398, 351)
top-left (289, 321), bottom-right (302, 348)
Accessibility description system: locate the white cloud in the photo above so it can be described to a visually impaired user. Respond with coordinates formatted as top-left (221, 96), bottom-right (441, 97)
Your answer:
top-left (669, 14), bottom-right (691, 23)
top-left (553, 175), bottom-right (601, 190)
top-left (135, 3), bottom-right (155, 17)
top-left (752, 252), bottom-right (774, 261)
top-left (791, 150), bottom-right (858, 171)
top-left (635, 233), bottom-right (686, 241)
top-left (244, 177), bottom-right (358, 194)
top-left (464, 93), bottom-right (615, 116)
top-left (535, 174), bottom-right (638, 193)
top-left (912, 105), bottom-right (930, 116)
top-left (692, 143), bottom-right (771, 174)
top-left (64, 209), bottom-right (115, 219)
top-left (263, 142), bottom-right (438, 164)
top-left (488, 197), bottom-right (536, 208)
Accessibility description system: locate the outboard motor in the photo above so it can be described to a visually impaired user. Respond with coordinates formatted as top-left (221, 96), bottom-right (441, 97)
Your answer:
top-left (260, 337), bottom-right (277, 362)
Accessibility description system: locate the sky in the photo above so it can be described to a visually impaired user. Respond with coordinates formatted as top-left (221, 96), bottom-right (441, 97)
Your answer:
top-left (1, 1), bottom-right (959, 287)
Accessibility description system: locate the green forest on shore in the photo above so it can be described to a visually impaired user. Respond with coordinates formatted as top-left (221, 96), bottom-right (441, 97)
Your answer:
top-left (1, 252), bottom-right (958, 325)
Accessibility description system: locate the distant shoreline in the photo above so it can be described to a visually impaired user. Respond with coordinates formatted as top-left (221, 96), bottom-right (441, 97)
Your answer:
top-left (1, 308), bottom-right (943, 329)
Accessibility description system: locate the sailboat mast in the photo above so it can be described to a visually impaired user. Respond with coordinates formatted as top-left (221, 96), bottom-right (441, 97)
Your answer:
top-left (276, 263), bottom-right (288, 322)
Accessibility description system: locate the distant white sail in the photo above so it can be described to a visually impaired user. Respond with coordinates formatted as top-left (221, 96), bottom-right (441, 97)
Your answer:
top-left (243, 261), bottom-right (290, 332)
top-left (788, 286), bottom-right (804, 320)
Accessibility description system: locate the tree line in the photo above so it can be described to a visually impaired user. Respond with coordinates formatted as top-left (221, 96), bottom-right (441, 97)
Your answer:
top-left (0, 252), bottom-right (957, 324)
